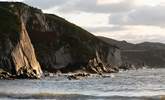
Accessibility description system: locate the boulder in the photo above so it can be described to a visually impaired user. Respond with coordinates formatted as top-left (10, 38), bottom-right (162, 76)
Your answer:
top-left (67, 73), bottom-right (90, 80)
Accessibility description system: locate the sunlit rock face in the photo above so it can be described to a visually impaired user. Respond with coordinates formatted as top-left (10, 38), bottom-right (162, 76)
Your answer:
top-left (0, 2), bottom-right (42, 78)
top-left (11, 22), bottom-right (42, 78)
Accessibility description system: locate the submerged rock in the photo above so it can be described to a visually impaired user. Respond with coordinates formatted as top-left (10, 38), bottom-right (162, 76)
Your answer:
top-left (0, 69), bottom-right (12, 79)
top-left (67, 73), bottom-right (90, 80)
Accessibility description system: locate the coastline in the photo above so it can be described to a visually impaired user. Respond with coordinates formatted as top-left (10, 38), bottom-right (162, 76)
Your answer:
top-left (0, 68), bottom-right (165, 99)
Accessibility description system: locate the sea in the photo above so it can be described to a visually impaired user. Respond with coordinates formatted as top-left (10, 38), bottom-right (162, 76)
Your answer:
top-left (0, 68), bottom-right (165, 100)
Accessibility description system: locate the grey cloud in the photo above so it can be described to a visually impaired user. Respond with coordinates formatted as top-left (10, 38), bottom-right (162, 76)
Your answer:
top-left (58, 0), bottom-right (134, 13)
top-left (127, 34), bottom-right (165, 43)
top-left (23, 0), bottom-right (69, 9)
top-left (110, 5), bottom-right (165, 27)
top-left (22, 0), bottom-right (135, 14)
top-left (84, 26), bottom-right (126, 33)
top-left (104, 32), bottom-right (165, 44)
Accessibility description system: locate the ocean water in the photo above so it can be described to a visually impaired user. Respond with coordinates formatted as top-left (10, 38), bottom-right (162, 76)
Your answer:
top-left (0, 68), bottom-right (165, 100)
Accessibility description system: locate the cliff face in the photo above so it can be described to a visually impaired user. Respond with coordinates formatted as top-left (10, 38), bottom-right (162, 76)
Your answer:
top-left (99, 36), bottom-right (165, 68)
top-left (26, 13), bottom-right (122, 73)
top-left (11, 22), bottom-right (42, 77)
top-left (0, 2), bottom-right (42, 78)
top-left (17, 2), bottom-right (121, 73)
top-left (0, 2), bottom-right (122, 75)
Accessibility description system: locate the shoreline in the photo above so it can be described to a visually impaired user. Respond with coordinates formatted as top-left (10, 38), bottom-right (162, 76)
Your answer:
top-left (0, 67), bottom-right (163, 80)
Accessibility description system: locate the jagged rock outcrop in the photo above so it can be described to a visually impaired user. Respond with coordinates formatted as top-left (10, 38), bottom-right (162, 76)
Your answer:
top-left (11, 22), bottom-right (42, 78)
top-left (0, 2), bottom-right (122, 74)
top-left (0, 3), bottom-right (42, 78)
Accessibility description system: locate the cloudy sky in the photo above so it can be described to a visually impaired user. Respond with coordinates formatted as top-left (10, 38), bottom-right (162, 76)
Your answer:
top-left (1, 0), bottom-right (165, 43)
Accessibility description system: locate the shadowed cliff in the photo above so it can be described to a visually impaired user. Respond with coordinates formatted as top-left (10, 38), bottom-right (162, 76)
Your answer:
top-left (0, 2), bottom-right (122, 76)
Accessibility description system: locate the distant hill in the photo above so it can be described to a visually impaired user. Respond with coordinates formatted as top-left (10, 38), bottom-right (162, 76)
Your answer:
top-left (99, 36), bottom-right (165, 68)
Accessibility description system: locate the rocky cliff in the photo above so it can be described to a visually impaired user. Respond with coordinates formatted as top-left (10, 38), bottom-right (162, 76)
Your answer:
top-left (99, 36), bottom-right (165, 68)
top-left (24, 6), bottom-right (122, 73)
top-left (0, 2), bottom-right (122, 76)
top-left (28, 14), bottom-right (122, 73)
top-left (0, 2), bottom-right (42, 78)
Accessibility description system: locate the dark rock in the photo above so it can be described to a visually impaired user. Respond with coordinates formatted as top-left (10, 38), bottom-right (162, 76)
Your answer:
top-left (16, 66), bottom-right (39, 79)
top-left (0, 69), bottom-right (12, 79)
top-left (67, 73), bottom-right (90, 80)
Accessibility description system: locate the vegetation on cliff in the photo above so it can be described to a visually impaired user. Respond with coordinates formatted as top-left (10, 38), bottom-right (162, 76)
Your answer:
top-left (0, 2), bottom-right (121, 79)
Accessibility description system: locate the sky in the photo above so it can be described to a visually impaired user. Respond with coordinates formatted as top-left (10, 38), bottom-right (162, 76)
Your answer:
top-left (1, 0), bottom-right (165, 43)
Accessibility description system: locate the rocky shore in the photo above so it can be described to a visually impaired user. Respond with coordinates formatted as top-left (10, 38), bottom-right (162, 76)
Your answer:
top-left (0, 68), bottom-right (40, 79)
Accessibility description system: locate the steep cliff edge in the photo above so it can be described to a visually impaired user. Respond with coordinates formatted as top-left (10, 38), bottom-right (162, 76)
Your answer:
top-left (0, 2), bottom-right (122, 75)
top-left (0, 3), bottom-right (42, 78)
